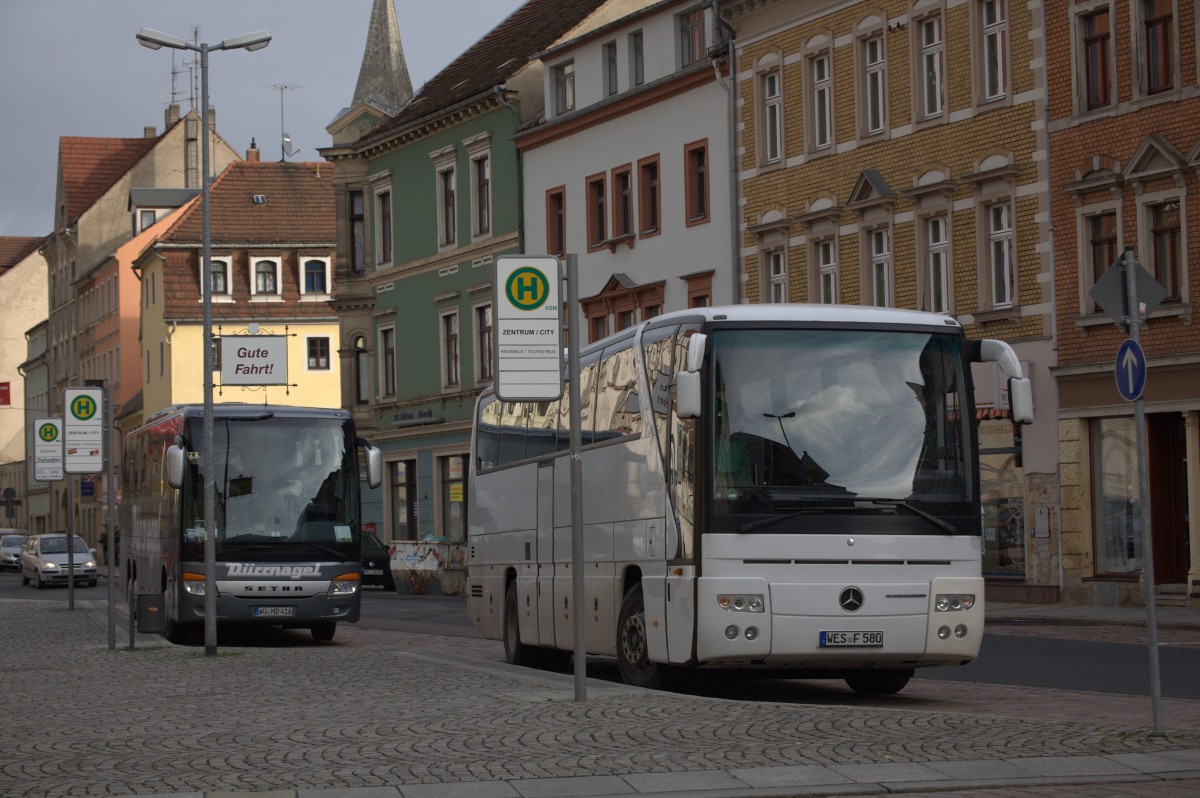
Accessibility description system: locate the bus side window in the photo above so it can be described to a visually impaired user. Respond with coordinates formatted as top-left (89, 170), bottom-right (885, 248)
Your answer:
top-left (641, 325), bottom-right (678, 460)
top-left (525, 400), bottom-right (559, 459)
top-left (475, 394), bottom-right (502, 471)
top-left (596, 341), bottom-right (641, 440)
top-left (498, 401), bottom-right (528, 465)
top-left (558, 353), bottom-right (600, 450)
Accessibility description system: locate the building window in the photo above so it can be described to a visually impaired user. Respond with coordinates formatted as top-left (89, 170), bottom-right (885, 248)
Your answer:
top-left (816, 238), bottom-right (837, 303)
top-left (638, 156), bottom-right (660, 236)
top-left (613, 165), bottom-right (633, 239)
top-left (302, 258), bottom-right (329, 295)
top-left (440, 455), bottom-right (467, 543)
top-left (1090, 417), bottom-right (1142, 575)
top-left (988, 203), bottom-right (1014, 308)
top-left (809, 52), bottom-right (833, 151)
top-left (869, 228), bottom-right (891, 307)
top-left (380, 326), bottom-right (396, 398)
top-left (438, 166), bottom-right (456, 246)
top-left (761, 70), bottom-right (783, 164)
top-left (1148, 199), bottom-right (1181, 299)
top-left (253, 259), bottom-right (279, 295)
top-left (1087, 211), bottom-right (1118, 311)
top-left (476, 303), bottom-right (493, 384)
top-left (590, 314), bottom-right (609, 343)
top-left (553, 60), bottom-right (575, 115)
top-left (442, 310), bottom-right (460, 389)
top-left (472, 154), bottom-right (490, 237)
top-left (684, 140), bottom-right (709, 225)
top-left (1142, 0), bottom-right (1173, 94)
top-left (139, 209), bottom-right (156, 232)
top-left (604, 41), bottom-right (618, 96)
top-left (926, 216), bottom-right (950, 313)
top-left (349, 190), bottom-right (366, 275)
top-left (546, 187), bottom-right (566, 256)
top-left (680, 8), bottom-right (706, 67)
top-left (630, 30), bottom-right (644, 86)
top-left (919, 15), bottom-right (944, 119)
top-left (375, 188), bottom-right (392, 265)
top-left (767, 250), bottom-right (787, 303)
top-left (587, 173), bottom-right (607, 249)
top-left (307, 337), bottom-right (330, 370)
top-left (1081, 8), bottom-right (1113, 110)
top-left (209, 259), bottom-right (229, 295)
top-left (862, 34), bottom-right (886, 135)
top-left (979, 0), bottom-right (1007, 102)
top-left (354, 336), bottom-right (369, 405)
top-left (390, 460), bottom-right (418, 541)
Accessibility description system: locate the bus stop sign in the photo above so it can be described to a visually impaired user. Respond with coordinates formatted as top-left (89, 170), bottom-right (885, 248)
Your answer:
top-left (493, 255), bottom-right (563, 401)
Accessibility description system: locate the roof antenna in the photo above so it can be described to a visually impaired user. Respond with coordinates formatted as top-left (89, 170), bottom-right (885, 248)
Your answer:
top-left (265, 83), bottom-right (301, 161)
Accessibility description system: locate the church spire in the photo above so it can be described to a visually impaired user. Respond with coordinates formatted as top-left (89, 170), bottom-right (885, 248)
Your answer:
top-left (352, 0), bottom-right (413, 117)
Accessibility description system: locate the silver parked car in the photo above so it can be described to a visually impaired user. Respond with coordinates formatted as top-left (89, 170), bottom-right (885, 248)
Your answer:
top-left (0, 530), bottom-right (28, 571)
top-left (20, 533), bottom-right (98, 588)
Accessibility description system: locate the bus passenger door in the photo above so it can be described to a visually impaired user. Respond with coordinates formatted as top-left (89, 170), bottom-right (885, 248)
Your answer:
top-left (536, 461), bottom-right (555, 646)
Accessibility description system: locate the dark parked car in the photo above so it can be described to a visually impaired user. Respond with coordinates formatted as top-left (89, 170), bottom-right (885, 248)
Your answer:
top-left (361, 532), bottom-right (395, 590)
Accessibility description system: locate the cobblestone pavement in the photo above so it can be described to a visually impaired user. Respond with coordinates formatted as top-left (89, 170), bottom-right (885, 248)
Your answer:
top-left (2, 598), bottom-right (1198, 798)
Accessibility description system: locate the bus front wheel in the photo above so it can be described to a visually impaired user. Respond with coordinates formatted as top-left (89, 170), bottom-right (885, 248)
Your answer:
top-left (617, 583), bottom-right (664, 689)
top-left (503, 582), bottom-right (535, 667)
top-left (845, 668), bottom-right (913, 695)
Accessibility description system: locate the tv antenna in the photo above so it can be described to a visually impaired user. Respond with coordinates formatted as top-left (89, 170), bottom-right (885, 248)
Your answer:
top-left (265, 83), bottom-right (301, 161)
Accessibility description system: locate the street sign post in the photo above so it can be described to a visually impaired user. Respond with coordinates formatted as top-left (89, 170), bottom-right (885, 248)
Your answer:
top-left (64, 388), bottom-right (104, 474)
top-left (493, 255), bottom-right (563, 401)
top-left (34, 418), bottom-right (64, 482)
top-left (1114, 339), bottom-right (1147, 402)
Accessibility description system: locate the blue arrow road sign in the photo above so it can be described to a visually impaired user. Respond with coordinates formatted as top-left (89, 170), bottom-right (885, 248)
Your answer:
top-left (1115, 339), bottom-right (1147, 402)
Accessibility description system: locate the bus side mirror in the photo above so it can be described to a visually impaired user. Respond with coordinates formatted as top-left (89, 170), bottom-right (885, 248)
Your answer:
top-left (1009, 377), bottom-right (1033, 425)
top-left (677, 371), bottom-right (701, 419)
top-left (166, 445), bottom-right (185, 489)
top-left (365, 444), bottom-right (382, 489)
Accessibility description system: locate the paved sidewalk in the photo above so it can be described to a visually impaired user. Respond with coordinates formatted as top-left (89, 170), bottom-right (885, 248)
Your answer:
top-left (1, 596), bottom-right (1198, 798)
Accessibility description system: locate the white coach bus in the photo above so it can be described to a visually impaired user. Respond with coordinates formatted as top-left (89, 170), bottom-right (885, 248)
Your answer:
top-left (466, 304), bottom-right (1031, 693)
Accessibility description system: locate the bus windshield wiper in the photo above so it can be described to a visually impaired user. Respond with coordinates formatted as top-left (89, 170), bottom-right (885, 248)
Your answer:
top-left (738, 508), bottom-right (823, 533)
top-left (855, 498), bottom-right (957, 534)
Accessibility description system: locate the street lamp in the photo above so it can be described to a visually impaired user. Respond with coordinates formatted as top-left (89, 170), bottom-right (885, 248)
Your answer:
top-left (137, 27), bottom-right (271, 656)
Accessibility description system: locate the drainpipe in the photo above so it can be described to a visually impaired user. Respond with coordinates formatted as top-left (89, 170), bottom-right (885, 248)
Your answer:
top-left (494, 85), bottom-right (524, 254)
top-left (712, 0), bottom-right (740, 303)
top-left (1036, 0), bottom-right (1065, 600)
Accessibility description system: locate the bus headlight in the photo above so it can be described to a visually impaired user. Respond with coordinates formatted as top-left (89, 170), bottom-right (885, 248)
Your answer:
top-left (934, 593), bottom-right (975, 612)
top-left (329, 573), bottom-right (360, 597)
top-left (718, 594), bottom-right (765, 612)
top-left (182, 571), bottom-right (206, 596)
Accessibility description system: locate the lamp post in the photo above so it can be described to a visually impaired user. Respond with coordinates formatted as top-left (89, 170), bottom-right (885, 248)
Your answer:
top-left (137, 27), bottom-right (270, 656)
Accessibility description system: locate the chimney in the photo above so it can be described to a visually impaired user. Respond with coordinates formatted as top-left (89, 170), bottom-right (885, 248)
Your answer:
top-left (246, 138), bottom-right (260, 163)
top-left (144, 126), bottom-right (157, 138)
top-left (207, 107), bottom-right (217, 132)
top-left (164, 103), bottom-right (181, 128)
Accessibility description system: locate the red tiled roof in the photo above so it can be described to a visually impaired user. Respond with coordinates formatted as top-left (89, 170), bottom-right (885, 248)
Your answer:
top-left (362, 0), bottom-right (608, 144)
top-left (161, 161), bottom-right (335, 246)
top-left (59, 136), bottom-right (162, 222)
top-left (0, 236), bottom-right (45, 272)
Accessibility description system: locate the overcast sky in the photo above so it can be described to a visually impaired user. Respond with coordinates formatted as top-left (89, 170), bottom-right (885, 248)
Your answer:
top-left (0, 0), bottom-right (525, 237)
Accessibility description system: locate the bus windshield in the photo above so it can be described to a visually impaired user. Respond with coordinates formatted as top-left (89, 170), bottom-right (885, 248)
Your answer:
top-left (710, 328), bottom-right (973, 529)
top-left (181, 416), bottom-right (359, 560)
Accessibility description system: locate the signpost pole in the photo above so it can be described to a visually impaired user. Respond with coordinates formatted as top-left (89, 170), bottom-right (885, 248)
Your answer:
top-left (1122, 248), bottom-right (1164, 735)
top-left (566, 254), bottom-right (586, 702)
top-left (104, 383), bottom-right (117, 650)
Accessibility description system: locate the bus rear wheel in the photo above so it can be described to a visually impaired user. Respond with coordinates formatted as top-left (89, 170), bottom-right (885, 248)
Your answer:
top-left (617, 583), bottom-right (664, 689)
top-left (845, 668), bottom-right (913, 695)
top-left (503, 582), bottom-right (535, 667)
top-left (311, 622), bottom-right (337, 642)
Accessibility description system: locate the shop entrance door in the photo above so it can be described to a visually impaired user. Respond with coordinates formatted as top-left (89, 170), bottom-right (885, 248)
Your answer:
top-left (1148, 413), bottom-right (1188, 584)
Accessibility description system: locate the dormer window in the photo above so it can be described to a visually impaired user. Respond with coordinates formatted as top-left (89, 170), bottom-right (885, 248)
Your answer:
top-left (553, 60), bottom-right (575, 115)
top-left (301, 257), bottom-right (332, 300)
top-left (251, 258), bottom-right (282, 301)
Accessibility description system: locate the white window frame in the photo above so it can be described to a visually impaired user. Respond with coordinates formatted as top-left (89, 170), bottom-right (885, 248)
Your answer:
top-left (807, 49), bottom-right (833, 152)
top-left (868, 227), bottom-right (892, 307)
top-left (918, 14), bottom-right (945, 120)
top-left (761, 68), bottom-right (783, 165)
top-left (251, 258), bottom-right (282, 301)
top-left (987, 202), bottom-right (1014, 308)
top-left (466, 139), bottom-right (492, 241)
top-left (373, 184), bottom-right (393, 268)
top-left (201, 257), bottom-right (233, 302)
top-left (816, 238), bottom-right (837, 303)
top-left (379, 325), bottom-right (396, 399)
top-left (1075, 201), bottom-right (1121, 317)
top-left (1133, 0), bottom-right (1179, 99)
top-left (474, 301), bottom-right (493, 385)
top-left (440, 308), bottom-right (460, 391)
top-left (767, 249), bottom-right (787, 303)
top-left (979, 0), bottom-right (1008, 103)
top-left (300, 256), bottom-right (332, 300)
top-left (925, 215), bottom-right (951, 313)
top-left (437, 163), bottom-right (457, 249)
top-left (1136, 189), bottom-right (1187, 302)
top-left (860, 33), bottom-right (886, 136)
top-left (1071, 1), bottom-right (1117, 114)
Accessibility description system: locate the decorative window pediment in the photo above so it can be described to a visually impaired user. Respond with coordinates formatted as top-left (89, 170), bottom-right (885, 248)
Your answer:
top-left (1125, 132), bottom-right (1186, 190)
top-left (904, 168), bottom-right (955, 202)
top-left (796, 195), bottom-right (841, 229)
top-left (965, 154), bottom-right (1018, 188)
top-left (748, 208), bottom-right (789, 238)
top-left (847, 169), bottom-right (895, 212)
